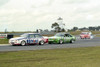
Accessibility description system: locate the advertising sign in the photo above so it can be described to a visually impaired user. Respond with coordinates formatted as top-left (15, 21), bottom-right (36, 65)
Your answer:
top-left (0, 34), bottom-right (7, 39)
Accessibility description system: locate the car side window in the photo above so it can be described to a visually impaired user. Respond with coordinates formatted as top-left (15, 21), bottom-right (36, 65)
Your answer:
top-left (64, 34), bottom-right (72, 37)
top-left (60, 34), bottom-right (64, 37)
top-left (64, 34), bottom-right (69, 37)
top-left (29, 34), bottom-right (35, 38)
top-left (34, 34), bottom-right (42, 38)
top-left (69, 35), bottom-right (72, 37)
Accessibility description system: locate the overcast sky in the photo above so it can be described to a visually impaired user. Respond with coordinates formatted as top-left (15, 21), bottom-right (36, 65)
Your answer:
top-left (0, 0), bottom-right (100, 31)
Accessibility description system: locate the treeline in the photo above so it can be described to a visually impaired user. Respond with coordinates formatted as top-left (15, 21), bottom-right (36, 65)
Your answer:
top-left (70, 26), bottom-right (100, 31)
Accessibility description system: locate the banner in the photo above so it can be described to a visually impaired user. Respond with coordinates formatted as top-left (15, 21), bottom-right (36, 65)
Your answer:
top-left (0, 34), bottom-right (7, 39)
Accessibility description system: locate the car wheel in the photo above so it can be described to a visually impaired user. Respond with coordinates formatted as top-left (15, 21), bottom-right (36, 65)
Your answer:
top-left (80, 37), bottom-right (83, 39)
top-left (11, 43), bottom-right (15, 46)
top-left (59, 40), bottom-right (63, 44)
top-left (21, 41), bottom-right (26, 46)
top-left (39, 41), bottom-right (44, 45)
top-left (12, 44), bottom-right (16, 46)
top-left (70, 39), bottom-right (75, 43)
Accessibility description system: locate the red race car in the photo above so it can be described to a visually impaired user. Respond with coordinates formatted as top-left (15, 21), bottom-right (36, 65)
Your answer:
top-left (80, 32), bottom-right (93, 39)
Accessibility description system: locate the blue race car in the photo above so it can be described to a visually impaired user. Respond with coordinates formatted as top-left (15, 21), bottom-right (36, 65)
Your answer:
top-left (9, 33), bottom-right (48, 46)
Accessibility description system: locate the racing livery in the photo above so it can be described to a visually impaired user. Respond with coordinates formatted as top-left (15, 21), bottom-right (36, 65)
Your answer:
top-left (9, 33), bottom-right (48, 46)
top-left (80, 32), bottom-right (93, 39)
top-left (48, 33), bottom-right (76, 44)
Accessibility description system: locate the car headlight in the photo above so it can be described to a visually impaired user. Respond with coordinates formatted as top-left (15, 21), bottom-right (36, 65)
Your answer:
top-left (15, 40), bottom-right (20, 43)
top-left (14, 40), bottom-right (17, 43)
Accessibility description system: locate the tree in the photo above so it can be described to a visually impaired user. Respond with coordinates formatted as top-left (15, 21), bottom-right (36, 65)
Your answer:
top-left (79, 27), bottom-right (88, 31)
top-left (72, 27), bottom-right (78, 31)
top-left (62, 28), bottom-right (65, 32)
top-left (89, 27), bottom-right (93, 31)
top-left (96, 26), bottom-right (100, 31)
top-left (88, 27), bottom-right (96, 31)
top-left (36, 29), bottom-right (39, 33)
top-left (51, 22), bottom-right (62, 32)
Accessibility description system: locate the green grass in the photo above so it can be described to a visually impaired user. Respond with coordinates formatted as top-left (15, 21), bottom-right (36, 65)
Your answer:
top-left (0, 47), bottom-right (100, 67)
top-left (96, 35), bottom-right (100, 37)
top-left (0, 39), bottom-right (9, 44)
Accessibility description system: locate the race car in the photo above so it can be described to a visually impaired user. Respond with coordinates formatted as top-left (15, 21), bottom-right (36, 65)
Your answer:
top-left (80, 32), bottom-right (93, 39)
top-left (48, 33), bottom-right (76, 44)
top-left (9, 33), bottom-right (48, 46)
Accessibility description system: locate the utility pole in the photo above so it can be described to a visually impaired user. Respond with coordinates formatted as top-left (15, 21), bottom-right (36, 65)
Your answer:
top-left (4, 28), bottom-right (7, 33)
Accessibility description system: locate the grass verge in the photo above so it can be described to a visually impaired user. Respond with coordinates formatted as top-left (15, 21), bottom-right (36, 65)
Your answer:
top-left (0, 47), bottom-right (100, 67)
top-left (96, 35), bottom-right (100, 37)
top-left (0, 39), bottom-right (9, 44)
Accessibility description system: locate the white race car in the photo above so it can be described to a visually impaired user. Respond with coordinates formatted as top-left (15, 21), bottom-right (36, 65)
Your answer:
top-left (9, 33), bottom-right (48, 46)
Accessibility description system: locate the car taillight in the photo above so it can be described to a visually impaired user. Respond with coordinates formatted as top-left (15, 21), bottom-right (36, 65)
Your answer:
top-left (45, 39), bottom-right (48, 43)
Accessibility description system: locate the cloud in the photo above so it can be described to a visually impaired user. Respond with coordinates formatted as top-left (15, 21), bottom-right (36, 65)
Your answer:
top-left (0, 0), bottom-right (100, 31)
top-left (0, 0), bottom-right (9, 7)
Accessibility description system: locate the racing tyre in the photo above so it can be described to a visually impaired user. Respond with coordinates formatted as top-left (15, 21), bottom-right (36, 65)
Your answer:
top-left (81, 38), bottom-right (83, 39)
top-left (70, 39), bottom-right (75, 43)
top-left (21, 41), bottom-right (26, 46)
top-left (39, 41), bottom-right (44, 45)
top-left (11, 43), bottom-right (15, 46)
top-left (59, 40), bottom-right (63, 44)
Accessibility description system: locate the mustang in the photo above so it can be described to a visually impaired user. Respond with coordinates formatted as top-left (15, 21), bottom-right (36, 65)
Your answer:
top-left (48, 33), bottom-right (76, 44)
top-left (9, 33), bottom-right (48, 46)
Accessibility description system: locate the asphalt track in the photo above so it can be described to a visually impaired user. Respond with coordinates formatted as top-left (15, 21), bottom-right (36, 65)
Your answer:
top-left (0, 37), bottom-right (100, 51)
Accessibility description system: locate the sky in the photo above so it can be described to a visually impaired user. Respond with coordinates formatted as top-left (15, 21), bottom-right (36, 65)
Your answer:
top-left (0, 0), bottom-right (100, 32)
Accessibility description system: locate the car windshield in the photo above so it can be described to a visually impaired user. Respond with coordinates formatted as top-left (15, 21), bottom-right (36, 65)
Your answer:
top-left (81, 32), bottom-right (88, 35)
top-left (20, 34), bottom-right (28, 38)
top-left (55, 33), bottom-right (64, 37)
